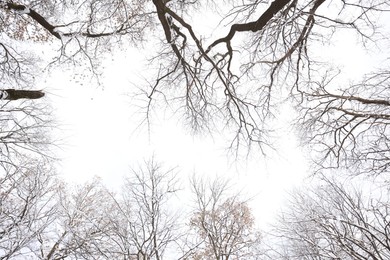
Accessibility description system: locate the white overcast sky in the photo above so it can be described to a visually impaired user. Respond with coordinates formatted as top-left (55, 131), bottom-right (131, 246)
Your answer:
top-left (43, 9), bottom-right (388, 227)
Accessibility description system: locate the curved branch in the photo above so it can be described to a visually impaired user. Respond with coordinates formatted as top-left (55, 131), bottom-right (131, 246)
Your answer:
top-left (206, 0), bottom-right (293, 53)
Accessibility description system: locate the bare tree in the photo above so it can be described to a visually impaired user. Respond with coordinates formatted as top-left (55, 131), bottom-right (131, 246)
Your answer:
top-left (0, 2), bottom-right (53, 166)
top-left (0, 98), bottom-right (53, 170)
top-left (0, 158), bottom-right (58, 260)
top-left (187, 176), bottom-right (261, 259)
top-left (297, 70), bottom-right (390, 176)
top-left (108, 159), bottom-right (181, 260)
top-left (270, 176), bottom-right (390, 259)
top-left (37, 177), bottom-right (119, 260)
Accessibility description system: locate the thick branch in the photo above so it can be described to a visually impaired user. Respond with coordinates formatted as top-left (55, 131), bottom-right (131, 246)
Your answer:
top-left (0, 89), bottom-right (45, 100)
top-left (5, 2), bottom-right (128, 39)
top-left (6, 2), bottom-right (61, 39)
top-left (152, 0), bottom-right (173, 43)
top-left (326, 93), bottom-right (390, 107)
top-left (206, 0), bottom-right (292, 52)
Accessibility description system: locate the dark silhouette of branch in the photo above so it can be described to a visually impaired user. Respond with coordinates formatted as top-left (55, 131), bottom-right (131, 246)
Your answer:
top-left (5, 2), bottom-right (61, 39)
top-left (4, 2), bottom-right (130, 39)
top-left (206, 0), bottom-right (293, 53)
top-left (1, 89), bottom-right (44, 100)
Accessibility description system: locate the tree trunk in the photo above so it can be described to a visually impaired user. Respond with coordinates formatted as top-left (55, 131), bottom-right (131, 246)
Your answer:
top-left (1, 89), bottom-right (45, 100)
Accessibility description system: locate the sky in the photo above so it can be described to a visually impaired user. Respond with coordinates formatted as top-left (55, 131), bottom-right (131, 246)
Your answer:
top-left (41, 5), bottom-right (389, 228)
top-left (43, 45), bottom-right (310, 227)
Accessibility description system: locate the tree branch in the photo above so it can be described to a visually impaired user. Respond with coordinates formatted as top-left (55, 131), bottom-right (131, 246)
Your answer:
top-left (6, 2), bottom-right (61, 39)
top-left (206, 0), bottom-right (293, 53)
top-left (0, 89), bottom-right (44, 100)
